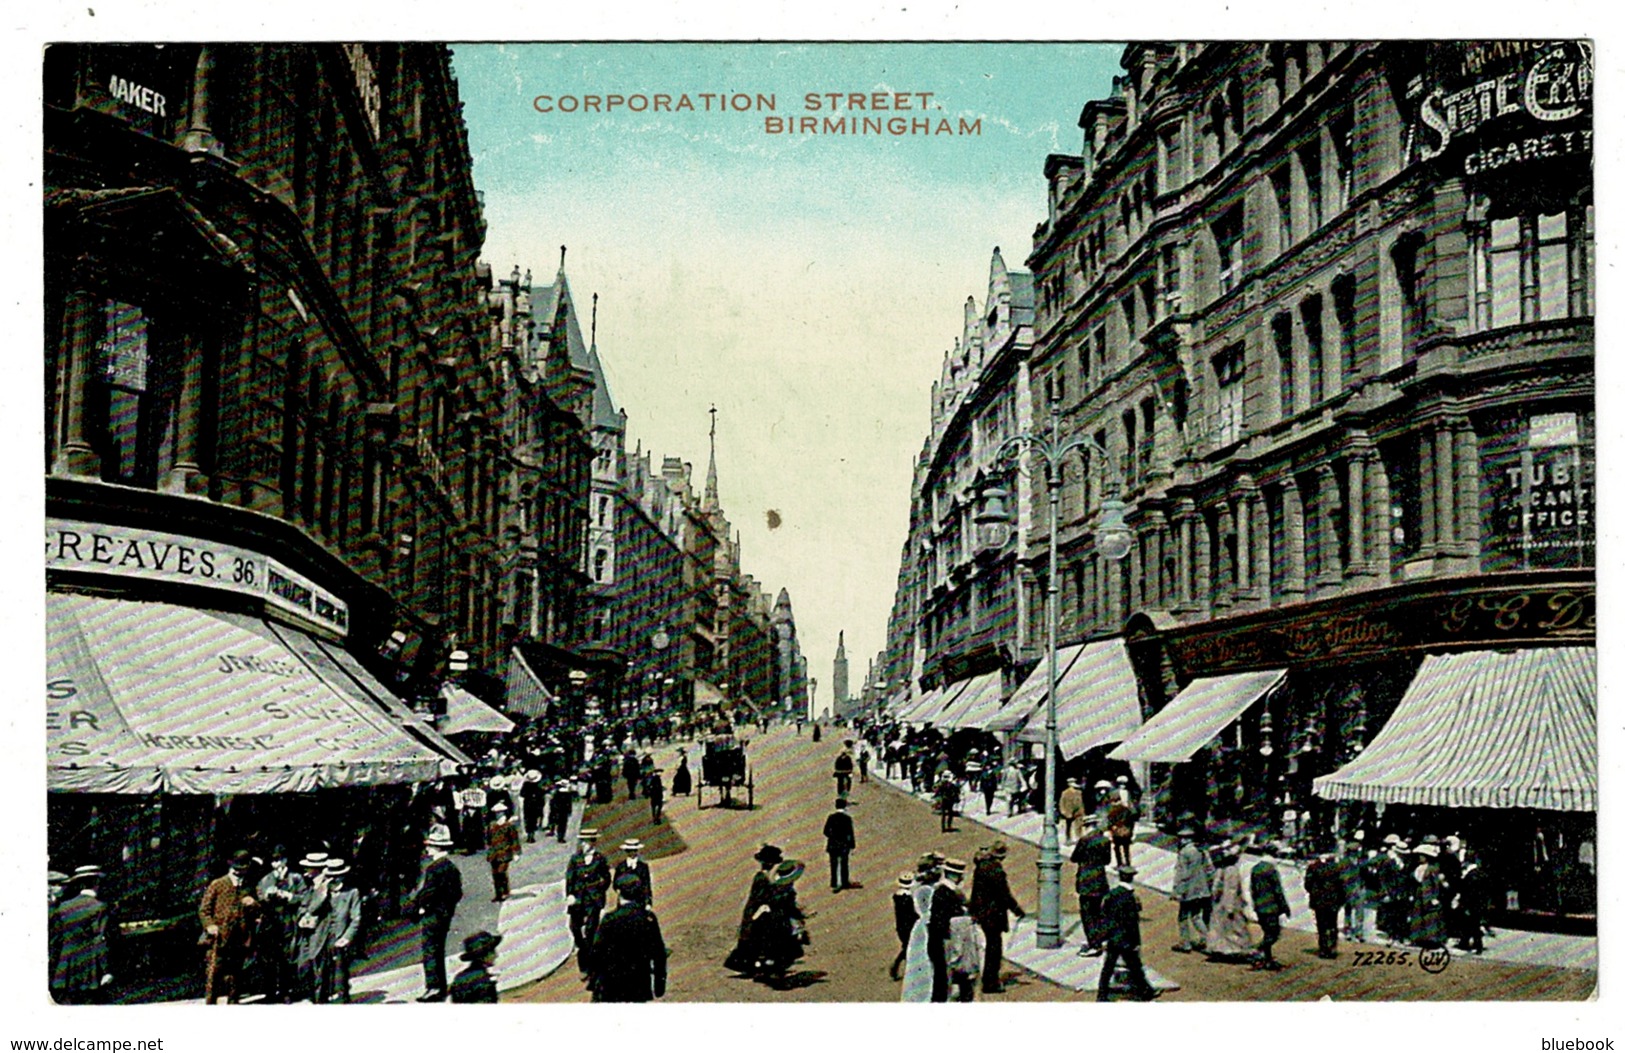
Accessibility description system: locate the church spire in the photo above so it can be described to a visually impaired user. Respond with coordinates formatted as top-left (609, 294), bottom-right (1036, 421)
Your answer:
top-left (704, 404), bottom-right (720, 509)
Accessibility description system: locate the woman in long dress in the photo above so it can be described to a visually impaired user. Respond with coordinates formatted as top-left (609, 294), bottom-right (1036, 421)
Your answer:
top-left (900, 857), bottom-right (940, 1002)
top-left (671, 750), bottom-right (693, 797)
top-left (725, 844), bottom-right (782, 973)
top-left (1205, 844), bottom-right (1255, 961)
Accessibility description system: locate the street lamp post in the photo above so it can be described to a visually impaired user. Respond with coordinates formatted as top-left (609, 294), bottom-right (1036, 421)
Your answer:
top-left (978, 394), bottom-right (1132, 950)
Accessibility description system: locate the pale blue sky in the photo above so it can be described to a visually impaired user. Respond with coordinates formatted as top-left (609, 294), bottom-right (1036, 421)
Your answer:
top-left (451, 43), bottom-right (1123, 710)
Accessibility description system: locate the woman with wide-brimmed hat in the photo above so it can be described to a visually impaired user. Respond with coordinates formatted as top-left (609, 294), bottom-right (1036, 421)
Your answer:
top-left (727, 850), bottom-right (808, 980)
top-left (725, 844), bottom-right (782, 974)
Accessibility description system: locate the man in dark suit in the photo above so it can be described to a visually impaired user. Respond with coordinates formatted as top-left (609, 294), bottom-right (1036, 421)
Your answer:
top-left (410, 832), bottom-right (463, 1001)
top-left (1071, 816), bottom-right (1112, 956)
top-left (566, 828), bottom-right (611, 976)
top-left (614, 839), bottom-right (653, 907)
top-left (1250, 853), bottom-right (1291, 971)
top-left (822, 798), bottom-right (857, 892)
top-left (50, 866), bottom-right (113, 1004)
top-left (926, 857), bottom-right (971, 1002)
top-left (1304, 850), bottom-right (1346, 960)
top-left (588, 874), bottom-right (668, 1002)
top-left (968, 843), bottom-right (1025, 994)
top-left (1097, 866), bottom-right (1157, 1002)
top-left (450, 930), bottom-right (501, 1003)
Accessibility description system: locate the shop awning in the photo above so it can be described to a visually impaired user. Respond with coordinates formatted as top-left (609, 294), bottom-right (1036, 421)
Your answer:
top-left (694, 680), bottom-right (728, 709)
top-left (1018, 639), bottom-right (1145, 759)
top-left (1313, 648), bottom-right (1595, 812)
top-left (908, 681), bottom-right (968, 726)
top-left (1108, 669), bottom-right (1285, 764)
top-left (439, 684), bottom-right (516, 736)
top-left (285, 627), bottom-right (473, 768)
top-left (504, 647), bottom-right (553, 720)
top-left (47, 594), bottom-right (446, 795)
top-left (935, 671), bottom-right (1005, 730)
top-left (985, 645), bottom-right (1085, 733)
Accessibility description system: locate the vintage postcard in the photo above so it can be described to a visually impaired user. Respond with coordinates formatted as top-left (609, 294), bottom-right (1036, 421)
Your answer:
top-left (20, 12), bottom-right (1612, 1048)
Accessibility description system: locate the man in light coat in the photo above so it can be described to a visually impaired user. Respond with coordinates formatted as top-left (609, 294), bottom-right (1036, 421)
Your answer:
top-left (1170, 827), bottom-right (1213, 953)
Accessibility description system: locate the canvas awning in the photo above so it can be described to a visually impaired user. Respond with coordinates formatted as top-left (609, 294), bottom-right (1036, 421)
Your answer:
top-left (1313, 648), bottom-right (1595, 812)
top-left (439, 684), bottom-right (516, 736)
top-left (1017, 639), bottom-right (1144, 759)
top-left (47, 593), bottom-right (446, 794)
top-left (934, 671), bottom-right (1006, 730)
top-left (1109, 669), bottom-right (1285, 764)
top-left (985, 645), bottom-right (1086, 733)
top-left (907, 681), bottom-right (968, 726)
top-left (504, 647), bottom-right (554, 720)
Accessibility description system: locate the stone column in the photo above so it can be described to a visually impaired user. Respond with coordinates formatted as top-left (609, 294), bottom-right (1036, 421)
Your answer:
top-left (1345, 447), bottom-right (1369, 579)
top-left (1434, 424), bottom-right (1456, 551)
top-left (1282, 479), bottom-right (1306, 600)
top-left (51, 290), bottom-right (103, 478)
top-left (1316, 463), bottom-right (1344, 588)
top-left (1251, 489), bottom-right (1271, 606)
top-left (1145, 509), bottom-right (1166, 608)
top-left (1193, 508), bottom-right (1212, 616)
top-left (160, 330), bottom-right (210, 495)
top-left (1454, 419), bottom-right (1481, 563)
top-left (1215, 503), bottom-right (1234, 611)
top-left (1368, 450), bottom-right (1392, 582)
top-left (1418, 428), bottom-right (1436, 556)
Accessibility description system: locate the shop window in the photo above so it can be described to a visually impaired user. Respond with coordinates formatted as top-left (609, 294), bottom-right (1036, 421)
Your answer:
top-left (1471, 207), bottom-right (1594, 331)
top-left (1213, 343), bottom-right (1245, 447)
top-left (1480, 410), bottom-right (1594, 571)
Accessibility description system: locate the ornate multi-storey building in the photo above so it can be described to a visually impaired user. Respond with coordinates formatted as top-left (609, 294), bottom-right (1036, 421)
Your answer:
top-left (44, 43), bottom-right (520, 961)
top-left (1024, 42), bottom-right (1593, 924)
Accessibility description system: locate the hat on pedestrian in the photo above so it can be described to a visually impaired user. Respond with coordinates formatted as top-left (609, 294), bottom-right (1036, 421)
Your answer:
top-left (754, 844), bottom-right (784, 865)
top-left (525, 770), bottom-right (542, 782)
top-left (228, 849), bottom-right (252, 871)
top-left (1353, 828), bottom-right (1367, 842)
top-left (299, 851), bottom-right (330, 869)
top-left (896, 872), bottom-right (915, 890)
top-left (492, 801), bottom-right (509, 812)
top-left (325, 858), bottom-right (352, 876)
top-left (270, 844), bottom-right (290, 861)
top-left (1094, 780), bottom-right (1113, 789)
top-left (613, 873), bottom-right (647, 901)
top-left (68, 865), bottom-right (103, 889)
top-left (1066, 777), bottom-right (1080, 787)
top-left (425, 831), bottom-right (455, 849)
top-left (1421, 834), bottom-right (1442, 846)
top-left (1393, 840), bottom-right (1410, 853)
top-left (1382, 834), bottom-right (1401, 846)
top-left (621, 839), bottom-right (644, 853)
top-left (942, 858), bottom-right (968, 877)
top-left (461, 930), bottom-right (502, 962)
top-left (768, 860), bottom-right (805, 886)
top-left (1116, 775), bottom-right (1129, 784)
top-left (1414, 843), bottom-right (1439, 858)
top-left (579, 828), bottom-right (599, 841)
top-left (1176, 826), bottom-right (1197, 838)
top-left (48, 870), bottom-right (70, 884)
top-left (835, 797), bottom-right (848, 809)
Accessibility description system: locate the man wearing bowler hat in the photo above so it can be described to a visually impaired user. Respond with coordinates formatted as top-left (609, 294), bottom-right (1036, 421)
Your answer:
top-left (450, 930), bottom-right (502, 1003)
top-left (486, 801), bottom-right (522, 902)
top-left (1098, 865), bottom-right (1158, 1002)
top-left (50, 866), bottom-right (113, 1004)
top-left (199, 849), bottom-right (259, 1004)
top-left (615, 839), bottom-right (654, 907)
top-left (822, 797), bottom-right (857, 892)
top-left (409, 830), bottom-right (463, 1001)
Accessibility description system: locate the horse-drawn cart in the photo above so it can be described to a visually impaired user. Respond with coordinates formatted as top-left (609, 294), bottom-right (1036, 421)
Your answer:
top-left (697, 733), bottom-right (754, 809)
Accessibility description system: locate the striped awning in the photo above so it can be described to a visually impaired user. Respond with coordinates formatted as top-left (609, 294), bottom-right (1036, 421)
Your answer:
top-left (1313, 648), bottom-right (1596, 812)
top-left (893, 687), bottom-right (939, 723)
top-left (985, 644), bottom-right (1085, 733)
top-left (1109, 669), bottom-right (1285, 763)
top-left (504, 647), bottom-right (553, 719)
top-left (439, 684), bottom-right (515, 736)
top-left (1017, 639), bottom-right (1144, 759)
top-left (935, 671), bottom-right (1005, 730)
top-left (907, 681), bottom-right (968, 726)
